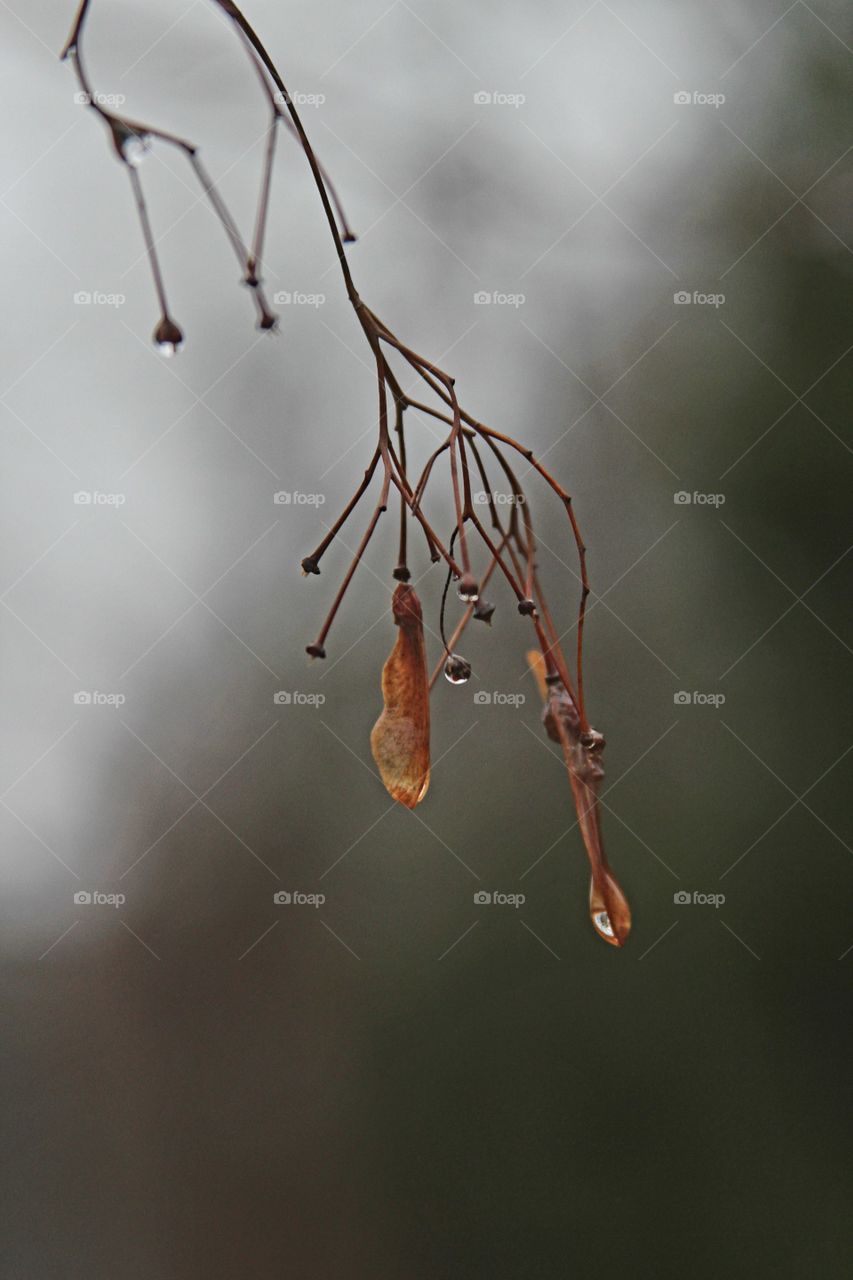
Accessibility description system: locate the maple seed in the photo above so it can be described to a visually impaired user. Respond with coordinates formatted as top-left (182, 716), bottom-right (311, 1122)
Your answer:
top-left (527, 649), bottom-right (631, 948)
top-left (370, 583), bottom-right (430, 808)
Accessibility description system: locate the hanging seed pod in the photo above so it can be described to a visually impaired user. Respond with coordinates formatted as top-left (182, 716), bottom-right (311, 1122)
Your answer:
top-left (370, 583), bottom-right (431, 808)
top-left (527, 650), bottom-right (631, 948)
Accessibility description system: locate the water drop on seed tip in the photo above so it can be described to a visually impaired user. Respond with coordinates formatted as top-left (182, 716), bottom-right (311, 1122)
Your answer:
top-left (152, 318), bottom-right (184, 357)
top-left (457, 574), bottom-right (479, 604)
top-left (592, 910), bottom-right (614, 940)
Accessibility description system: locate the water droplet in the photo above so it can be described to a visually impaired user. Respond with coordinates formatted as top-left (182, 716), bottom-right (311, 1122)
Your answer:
top-left (592, 910), bottom-right (614, 940)
top-left (153, 317), bottom-right (184, 357)
top-left (589, 871), bottom-right (631, 947)
top-left (457, 573), bottom-right (479, 604)
top-left (444, 654), bottom-right (472, 685)
top-left (121, 131), bottom-right (150, 168)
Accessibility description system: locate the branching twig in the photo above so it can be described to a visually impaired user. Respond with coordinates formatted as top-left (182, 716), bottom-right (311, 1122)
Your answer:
top-left (62, 0), bottom-right (631, 946)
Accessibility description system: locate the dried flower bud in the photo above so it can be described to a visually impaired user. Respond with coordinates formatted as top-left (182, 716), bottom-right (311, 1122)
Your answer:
top-left (305, 643), bottom-right (326, 659)
top-left (517, 598), bottom-right (537, 617)
top-left (473, 599), bottom-right (495, 625)
top-left (301, 557), bottom-right (321, 576)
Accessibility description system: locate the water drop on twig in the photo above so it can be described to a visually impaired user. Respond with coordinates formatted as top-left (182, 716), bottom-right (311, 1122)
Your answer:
top-left (444, 654), bottom-right (472, 685)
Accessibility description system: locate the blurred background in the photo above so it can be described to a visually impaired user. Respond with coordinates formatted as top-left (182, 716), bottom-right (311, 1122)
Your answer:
top-left (1, 1), bottom-right (851, 1275)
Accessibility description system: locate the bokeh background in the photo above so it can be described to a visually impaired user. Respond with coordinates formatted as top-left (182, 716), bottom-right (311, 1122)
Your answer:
top-left (2, 1), bottom-right (851, 1275)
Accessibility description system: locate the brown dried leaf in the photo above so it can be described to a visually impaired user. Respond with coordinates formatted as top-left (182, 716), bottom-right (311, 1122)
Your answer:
top-left (370, 584), bottom-right (431, 808)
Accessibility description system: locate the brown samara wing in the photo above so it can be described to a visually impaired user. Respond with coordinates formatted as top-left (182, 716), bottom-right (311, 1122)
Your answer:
top-left (370, 583), bottom-right (431, 808)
